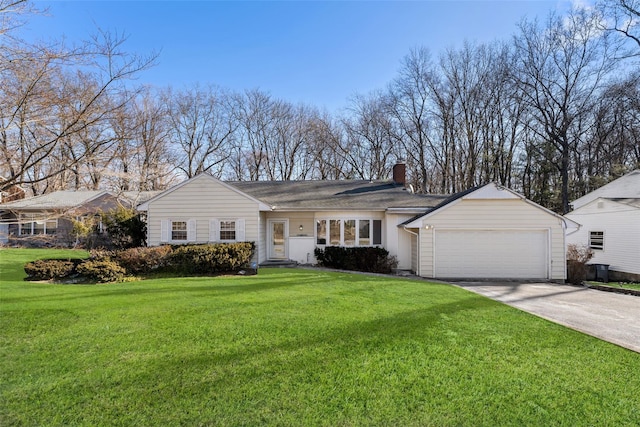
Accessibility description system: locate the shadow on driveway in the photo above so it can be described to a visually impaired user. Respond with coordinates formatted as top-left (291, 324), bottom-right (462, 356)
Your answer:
top-left (452, 281), bottom-right (640, 354)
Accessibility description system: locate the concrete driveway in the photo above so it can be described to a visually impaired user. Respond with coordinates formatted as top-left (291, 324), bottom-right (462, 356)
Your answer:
top-left (453, 282), bottom-right (640, 353)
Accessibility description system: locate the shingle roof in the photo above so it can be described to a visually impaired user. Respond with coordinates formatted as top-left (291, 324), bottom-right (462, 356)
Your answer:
top-left (0, 190), bottom-right (160, 210)
top-left (606, 197), bottom-right (640, 209)
top-left (229, 180), bottom-right (448, 210)
top-left (571, 170), bottom-right (640, 209)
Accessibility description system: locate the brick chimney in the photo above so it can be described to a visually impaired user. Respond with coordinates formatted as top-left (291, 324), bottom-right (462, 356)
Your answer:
top-left (392, 162), bottom-right (406, 186)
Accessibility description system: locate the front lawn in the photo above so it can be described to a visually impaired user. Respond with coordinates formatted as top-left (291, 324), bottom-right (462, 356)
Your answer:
top-left (1, 249), bottom-right (639, 426)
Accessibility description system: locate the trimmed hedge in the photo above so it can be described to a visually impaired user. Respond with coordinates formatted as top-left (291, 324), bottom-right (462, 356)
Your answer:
top-left (113, 246), bottom-right (172, 274)
top-left (24, 259), bottom-right (83, 281)
top-left (314, 246), bottom-right (398, 274)
top-left (24, 243), bottom-right (256, 283)
top-left (169, 242), bottom-right (255, 275)
top-left (76, 260), bottom-right (127, 283)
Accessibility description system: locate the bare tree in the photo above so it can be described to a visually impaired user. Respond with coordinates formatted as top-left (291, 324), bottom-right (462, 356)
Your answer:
top-left (341, 92), bottom-right (398, 181)
top-left (512, 6), bottom-right (625, 213)
top-left (599, 0), bottom-right (640, 48)
top-left (388, 47), bottom-right (438, 192)
top-left (0, 4), bottom-right (157, 193)
top-left (164, 85), bottom-right (235, 179)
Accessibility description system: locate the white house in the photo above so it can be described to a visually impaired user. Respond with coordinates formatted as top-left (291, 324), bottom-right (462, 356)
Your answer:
top-left (566, 170), bottom-right (640, 280)
top-left (138, 168), bottom-right (575, 281)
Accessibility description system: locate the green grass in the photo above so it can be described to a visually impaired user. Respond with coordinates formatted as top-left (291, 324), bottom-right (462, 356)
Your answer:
top-left (587, 281), bottom-right (640, 291)
top-left (1, 249), bottom-right (639, 426)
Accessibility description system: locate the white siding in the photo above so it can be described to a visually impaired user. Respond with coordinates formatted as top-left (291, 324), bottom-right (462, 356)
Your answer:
top-left (410, 232), bottom-right (418, 274)
top-left (566, 199), bottom-right (640, 275)
top-left (418, 199), bottom-right (566, 280)
top-left (385, 213), bottom-right (417, 270)
top-left (146, 174), bottom-right (260, 248)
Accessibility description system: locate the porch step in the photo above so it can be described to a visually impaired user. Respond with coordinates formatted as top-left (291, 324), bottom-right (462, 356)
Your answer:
top-left (260, 259), bottom-right (298, 268)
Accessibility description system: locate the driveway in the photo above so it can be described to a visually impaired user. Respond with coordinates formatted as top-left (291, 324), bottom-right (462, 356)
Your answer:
top-left (453, 282), bottom-right (640, 353)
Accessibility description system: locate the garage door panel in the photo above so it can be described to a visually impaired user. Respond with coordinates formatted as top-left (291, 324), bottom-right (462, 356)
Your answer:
top-left (435, 229), bottom-right (547, 279)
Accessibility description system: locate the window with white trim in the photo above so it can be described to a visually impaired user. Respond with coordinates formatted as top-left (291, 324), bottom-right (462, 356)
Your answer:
top-left (316, 218), bottom-right (382, 246)
top-left (316, 220), bottom-right (326, 245)
top-left (358, 220), bottom-right (370, 245)
top-left (209, 218), bottom-right (245, 242)
top-left (589, 231), bottom-right (604, 250)
top-left (19, 215), bottom-right (57, 235)
top-left (219, 220), bottom-right (236, 241)
top-left (171, 221), bottom-right (188, 241)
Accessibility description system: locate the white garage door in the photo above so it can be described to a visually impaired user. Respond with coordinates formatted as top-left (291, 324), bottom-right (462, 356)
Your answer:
top-left (434, 229), bottom-right (548, 279)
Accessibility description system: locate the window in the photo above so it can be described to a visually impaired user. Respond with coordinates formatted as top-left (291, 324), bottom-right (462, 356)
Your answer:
top-left (19, 215), bottom-right (57, 236)
top-left (220, 220), bottom-right (236, 241)
top-left (316, 220), bottom-right (326, 244)
top-left (344, 220), bottom-right (356, 246)
top-left (589, 231), bottom-right (604, 250)
top-left (171, 221), bottom-right (188, 241)
top-left (358, 220), bottom-right (370, 245)
top-left (329, 220), bottom-right (341, 245)
top-left (315, 218), bottom-right (383, 247)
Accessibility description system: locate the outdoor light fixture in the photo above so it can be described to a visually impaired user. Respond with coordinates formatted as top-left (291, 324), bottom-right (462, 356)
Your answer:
top-left (299, 224), bottom-right (304, 231)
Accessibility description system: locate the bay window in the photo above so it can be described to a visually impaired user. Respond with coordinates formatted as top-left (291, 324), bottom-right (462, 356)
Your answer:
top-left (316, 218), bottom-right (382, 247)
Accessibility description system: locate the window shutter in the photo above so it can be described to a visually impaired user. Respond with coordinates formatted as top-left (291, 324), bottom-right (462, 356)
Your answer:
top-left (210, 219), bottom-right (220, 242)
top-left (161, 220), bottom-right (170, 243)
top-left (372, 220), bottom-right (382, 245)
top-left (236, 219), bottom-right (245, 241)
top-left (187, 219), bottom-right (197, 242)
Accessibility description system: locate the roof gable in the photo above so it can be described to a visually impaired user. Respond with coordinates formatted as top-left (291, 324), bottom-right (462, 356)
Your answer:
top-left (571, 170), bottom-right (640, 210)
top-left (137, 173), bottom-right (272, 211)
top-left (568, 197), bottom-right (640, 214)
top-left (403, 183), bottom-right (575, 228)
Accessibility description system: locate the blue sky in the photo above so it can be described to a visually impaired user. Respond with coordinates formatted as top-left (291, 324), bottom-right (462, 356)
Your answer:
top-left (28, 1), bottom-right (571, 113)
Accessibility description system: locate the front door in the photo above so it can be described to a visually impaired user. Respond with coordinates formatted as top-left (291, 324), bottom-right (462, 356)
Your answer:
top-left (269, 220), bottom-right (287, 259)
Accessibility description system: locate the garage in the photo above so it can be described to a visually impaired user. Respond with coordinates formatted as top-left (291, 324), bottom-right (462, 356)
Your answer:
top-left (402, 182), bottom-right (574, 281)
top-left (434, 229), bottom-right (549, 279)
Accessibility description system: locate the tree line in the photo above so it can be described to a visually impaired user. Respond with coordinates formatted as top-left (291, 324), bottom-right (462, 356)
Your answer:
top-left (1, 0), bottom-right (638, 213)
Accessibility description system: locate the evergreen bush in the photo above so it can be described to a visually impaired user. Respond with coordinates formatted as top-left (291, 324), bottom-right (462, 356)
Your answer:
top-left (24, 259), bottom-right (82, 281)
top-left (314, 246), bottom-right (397, 274)
top-left (76, 260), bottom-right (127, 283)
top-left (169, 243), bottom-right (255, 274)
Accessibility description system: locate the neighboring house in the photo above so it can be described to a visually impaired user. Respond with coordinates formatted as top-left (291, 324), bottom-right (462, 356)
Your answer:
top-left (565, 170), bottom-right (640, 280)
top-left (0, 190), bottom-right (159, 246)
top-left (139, 166), bottom-right (575, 281)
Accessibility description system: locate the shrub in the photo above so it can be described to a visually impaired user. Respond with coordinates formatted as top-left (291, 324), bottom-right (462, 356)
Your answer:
top-left (169, 243), bottom-right (255, 275)
top-left (101, 206), bottom-right (146, 249)
top-left (113, 245), bottom-right (173, 275)
top-left (314, 246), bottom-right (398, 274)
top-left (567, 244), bottom-right (594, 264)
top-left (24, 259), bottom-right (82, 281)
top-left (88, 249), bottom-right (115, 262)
top-left (566, 244), bottom-right (594, 285)
top-left (76, 260), bottom-right (127, 283)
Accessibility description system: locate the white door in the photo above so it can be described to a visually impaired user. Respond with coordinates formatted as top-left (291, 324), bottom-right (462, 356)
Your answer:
top-left (269, 220), bottom-right (287, 259)
top-left (434, 229), bottom-right (548, 279)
